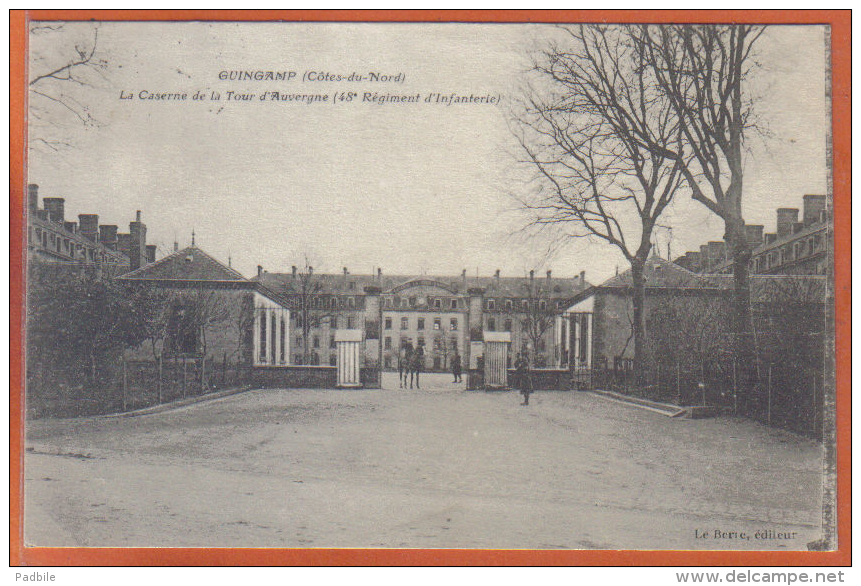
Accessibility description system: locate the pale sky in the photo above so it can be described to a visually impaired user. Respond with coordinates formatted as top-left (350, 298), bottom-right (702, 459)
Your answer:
top-left (27, 22), bottom-right (828, 283)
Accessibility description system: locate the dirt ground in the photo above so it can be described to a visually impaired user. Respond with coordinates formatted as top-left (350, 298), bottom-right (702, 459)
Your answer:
top-left (23, 373), bottom-right (824, 549)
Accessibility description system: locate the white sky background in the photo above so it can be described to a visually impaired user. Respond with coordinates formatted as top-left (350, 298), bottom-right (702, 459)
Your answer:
top-left (27, 22), bottom-right (827, 283)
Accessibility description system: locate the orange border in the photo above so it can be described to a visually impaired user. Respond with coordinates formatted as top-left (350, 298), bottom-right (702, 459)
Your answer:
top-left (9, 9), bottom-right (851, 567)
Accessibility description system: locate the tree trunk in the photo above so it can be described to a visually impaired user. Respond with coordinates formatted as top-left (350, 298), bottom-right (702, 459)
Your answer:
top-left (726, 218), bottom-right (756, 395)
top-left (631, 260), bottom-right (648, 387)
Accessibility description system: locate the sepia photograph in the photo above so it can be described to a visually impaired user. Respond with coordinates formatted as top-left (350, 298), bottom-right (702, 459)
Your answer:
top-left (11, 11), bottom-right (847, 563)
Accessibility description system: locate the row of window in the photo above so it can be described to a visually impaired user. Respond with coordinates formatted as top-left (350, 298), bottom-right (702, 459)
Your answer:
top-left (486, 298), bottom-right (559, 311)
top-left (383, 335), bottom-right (460, 352)
top-left (294, 314), bottom-right (357, 329)
top-left (30, 226), bottom-right (123, 263)
top-left (385, 316), bottom-right (459, 331)
top-left (753, 232), bottom-right (825, 272)
top-left (383, 296), bottom-right (461, 310)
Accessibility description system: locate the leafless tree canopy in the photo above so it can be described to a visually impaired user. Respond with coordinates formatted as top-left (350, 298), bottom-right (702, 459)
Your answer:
top-left (28, 23), bottom-right (108, 152)
top-left (514, 25), bottom-right (686, 264)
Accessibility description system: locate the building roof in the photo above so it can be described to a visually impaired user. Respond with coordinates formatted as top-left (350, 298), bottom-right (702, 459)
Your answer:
top-left (573, 256), bottom-right (826, 304)
top-left (598, 256), bottom-right (720, 289)
top-left (117, 246), bottom-right (247, 282)
top-left (252, 271), bottom-right (591, 298)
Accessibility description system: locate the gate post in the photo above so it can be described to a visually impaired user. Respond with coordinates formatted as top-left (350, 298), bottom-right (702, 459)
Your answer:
top-left (483, 332), bottom-right (511, 389)
top-left (335, 329), bottom-right (363, 388)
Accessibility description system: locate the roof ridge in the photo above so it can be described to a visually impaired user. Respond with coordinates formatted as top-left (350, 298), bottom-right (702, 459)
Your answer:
top-left (117, 246), bottom-right (191, 278)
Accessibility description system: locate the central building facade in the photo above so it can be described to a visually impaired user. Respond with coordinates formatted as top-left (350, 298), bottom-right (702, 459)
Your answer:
top-left (253, 267), bottom-right (590, 372)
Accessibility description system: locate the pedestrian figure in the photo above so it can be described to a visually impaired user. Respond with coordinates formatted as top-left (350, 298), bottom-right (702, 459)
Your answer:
top-left (400, 342), bottom-right (413, 389)
top-left (451, 351), bottom-right (462, 383)
top-left (411, 344), bottom-right (424, 389)
top-left (515, 352), bottom-right (532, 405)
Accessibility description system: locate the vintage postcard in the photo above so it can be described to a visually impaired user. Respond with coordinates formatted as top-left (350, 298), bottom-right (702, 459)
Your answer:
top-left (10, 10), bottom-right (849, 565)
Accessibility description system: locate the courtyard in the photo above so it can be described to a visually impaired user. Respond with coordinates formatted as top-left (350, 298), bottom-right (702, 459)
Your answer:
top-left (23, 373), bottom-right (824, 550)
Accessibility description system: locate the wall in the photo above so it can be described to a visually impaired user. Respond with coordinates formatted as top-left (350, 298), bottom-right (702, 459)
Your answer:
top-left (251, 365), bottom-right (337, 388)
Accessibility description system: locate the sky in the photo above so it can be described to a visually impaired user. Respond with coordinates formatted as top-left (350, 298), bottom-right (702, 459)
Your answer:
top-left (27, 22), bottom-right (828, 284)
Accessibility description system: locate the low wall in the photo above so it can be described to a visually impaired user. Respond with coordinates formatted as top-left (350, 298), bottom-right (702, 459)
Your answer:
top-left (251, 365), bottom-right (337, 389)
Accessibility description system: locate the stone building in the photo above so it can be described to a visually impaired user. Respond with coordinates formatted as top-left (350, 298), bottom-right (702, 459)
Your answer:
top-left (27, 184), bottom-right (156, 269)
top-left (252, 267), bottom-right (591, 372)
top-left (674, 194), bottom-right (831, 276)
top-left (117, 245), bottom-right (290, 371)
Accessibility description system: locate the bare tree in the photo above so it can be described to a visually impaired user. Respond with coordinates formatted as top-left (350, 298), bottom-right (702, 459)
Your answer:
top-left (514, 24), bottom-right (686, 382)
top-left (642, 24), bottom-right (766, 366)
top-left (28, 23), bottom-right (107, 152)
top-left (284, 260), bottom-right (334, 365)
top-left (511, 278), bottom-right (558, 367)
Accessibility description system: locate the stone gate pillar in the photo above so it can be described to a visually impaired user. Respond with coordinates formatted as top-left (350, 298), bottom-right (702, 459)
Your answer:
top-left (335, 329), bottom-right (363, 388)
top-left (466, 287), bottom-right (485, 390)
top-left (362, 285), bottom-right (382, 388)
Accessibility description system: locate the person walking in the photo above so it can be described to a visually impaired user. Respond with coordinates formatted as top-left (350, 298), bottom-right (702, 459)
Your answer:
top-left (451, 351), bottom-right (462, 383)
top-left (515, 352), bottom-right (532, 406)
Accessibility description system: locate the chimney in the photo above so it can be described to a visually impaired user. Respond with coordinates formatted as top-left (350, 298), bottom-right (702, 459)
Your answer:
top-left (765, 233), bottom-right (777, 245)
top-left (707, 241), bottom-right (726, 268)
top-left (776, 208), bottom-right (799, 238)
top-left (129, 211), bottom-right (147, 271)
top-left (803, 194), bottom-right (826, 226)
top-left (117, 233), bottom-right (132, 258)
top-left (173, 241), bottom-right (179, 252)
top-left (43, 197), bottom-right (65, 223)
top-left (546, 269), bottom-right (552, 280)
top-left (308, 266), bottom-right (313, 275)
top-left (257, 265), bottom-right (263, 277)
top-left (291, 265), bottom-right (297, 278)
top-left (699, 244), bottom-right (710, 270)
top-left (529, 269), bottom-right (534, 280)
top-left (78, 214), bottom-right (99, 242)
top-left (579, 270), bottom-right (585, 285)
top-left (377, 267), bottom-right (382, 281)
top-left (462, 268), bottom-right (467, 288)
top-left (745, 225), bottom-right (764, 248)
top-left (63, 221), bottom-right (77, 234)
top-left (145, 244), bottom-right (156, 264)
top-left (99, 224), bottom-right (119, 250)
top-left (28, 184), bottom-right (38, 212)
top-left (343, 266), bottom-right (348, 284)
top-left (494, 269), bottom-right (500, 280)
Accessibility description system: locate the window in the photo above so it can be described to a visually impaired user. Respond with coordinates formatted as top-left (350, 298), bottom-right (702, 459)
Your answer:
top-left (487, 318), bottom-right (496, 331)
top-left (349, 281), bottom-right (356, 290)
top-left (348, 297), bottom-right (355, 308)
top-left (296, 336), bottom-right (302, 346)
top-left (385, 298), bottom-right (393, 308)
top-left (347, 317), bottom-right (355, 329)
top-left (296, 314), bottom-right (304, 328)
top-left (450, 318), bottom-right (458, 331)
top-left (433, 357), bottom-right (441, 369)
top-left (169, 303), bottom-right (198, 356)
top-left (329, 355), bottom-right (336, 366)
top-left (418, 318), bottom-right (425, 330)
top-left (522, 300), bottom-right (529, 311)
top-left (329, 316), bottom-right (338, 329)
top-left (433, 338), bottom-right (441, 351)
top-left (434, 299), bottom-right (441, 309)
top-left (401, 317), bottom-right (408, 330)
top-left (450, 338), bottom-right (458, 351)
top-left (329, 335), bottom-right (336, 349)
top-left (488, 299), bottom-right (496, 310)
top-left (539, 300), bottom-right (547, 311)
top-left (384, 356), bottom-right (392, 368)
top-left (417, 336), bottom-right (425, 347)
top-left (313, 335), bottom-right (320, 349)
top-left (506, 300), bottom-right (513, 311)
top-left (295, 355), bottom-right (304, 365)
top-left (450, 299), bottom-right (457, 309)
top-left (385, 336), bottom-right (392, 350)
top-left (504, 319), bottom-right (512, 332)
top-left (385, 317), bottom-right (392, 329)
top-left (433, 318), bottom-right (441, 330)
top-left (409, 297), bottom-right (416, 307)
